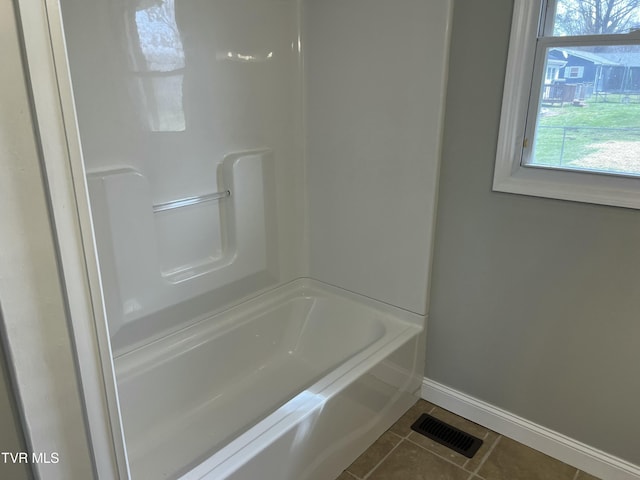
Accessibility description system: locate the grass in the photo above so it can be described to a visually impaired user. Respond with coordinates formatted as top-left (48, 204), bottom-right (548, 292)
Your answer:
top-left (532, 97), bottom-right (640, 168)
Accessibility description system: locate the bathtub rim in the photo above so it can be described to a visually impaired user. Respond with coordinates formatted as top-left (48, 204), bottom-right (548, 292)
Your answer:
top-left (114, 277), bottom-right (423, 379)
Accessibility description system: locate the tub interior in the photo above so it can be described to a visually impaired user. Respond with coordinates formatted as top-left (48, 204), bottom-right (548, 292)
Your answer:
top-left (115, 280), bottom-right (416, 480)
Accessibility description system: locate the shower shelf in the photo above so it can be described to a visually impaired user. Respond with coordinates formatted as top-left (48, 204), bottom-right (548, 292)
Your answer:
top-left (152, 189), bottom-right (231, 213)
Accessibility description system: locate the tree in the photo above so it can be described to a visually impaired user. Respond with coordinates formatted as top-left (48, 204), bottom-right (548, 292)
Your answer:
top-left (554, 0), bottom-right (640, 35)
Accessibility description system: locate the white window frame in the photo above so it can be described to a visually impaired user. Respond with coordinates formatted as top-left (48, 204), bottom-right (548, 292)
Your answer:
top-left (494, 0), bottom-right (640, 209)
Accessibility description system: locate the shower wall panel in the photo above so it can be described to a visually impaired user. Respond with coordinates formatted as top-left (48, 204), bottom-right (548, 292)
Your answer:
top-left (60, 0), bottom-right (304, 353)
top-left (304, 0), bottom-right (452, 316)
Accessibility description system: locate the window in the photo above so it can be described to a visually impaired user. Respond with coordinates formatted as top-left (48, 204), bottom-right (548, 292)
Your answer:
top-left (564, 65), bottom-right (584, 79)
top-left (494, 0), bottom-right (640, 209)
top-left (546, 63), bottom-right (565, 83)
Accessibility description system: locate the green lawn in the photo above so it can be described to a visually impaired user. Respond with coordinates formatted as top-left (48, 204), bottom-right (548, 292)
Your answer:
top-left (532, 98), bottom-right (640, 169)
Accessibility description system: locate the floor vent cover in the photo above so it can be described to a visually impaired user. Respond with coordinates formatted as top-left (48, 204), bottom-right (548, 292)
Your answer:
top-left (410, 413), bottom-right (483, 458)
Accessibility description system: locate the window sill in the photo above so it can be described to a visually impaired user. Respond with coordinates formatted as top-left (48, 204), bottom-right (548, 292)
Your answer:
top-left (493, 162), bottom-right (640, 209)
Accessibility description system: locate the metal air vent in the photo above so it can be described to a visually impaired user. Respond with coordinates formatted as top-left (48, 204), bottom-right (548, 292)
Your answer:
top-left (410, 413), bottom-right (483, 458)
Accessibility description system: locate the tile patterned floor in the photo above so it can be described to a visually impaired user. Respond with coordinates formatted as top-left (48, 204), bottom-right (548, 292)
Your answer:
top-left (335, 399), bottom-right (601, 480)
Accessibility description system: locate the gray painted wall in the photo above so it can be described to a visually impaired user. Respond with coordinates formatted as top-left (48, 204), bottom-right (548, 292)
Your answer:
top-left (427, 0), bottom-right (640, 466)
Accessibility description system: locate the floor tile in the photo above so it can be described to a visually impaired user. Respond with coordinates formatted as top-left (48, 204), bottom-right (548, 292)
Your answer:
top-left (387, 399), bottom-right (436, 437)
top-left (335, 471), bottom-right (358, 480)
top-left (463, 430), bottom-right (500, 472)
top-left (406, 432), bottom-right (468, 466)
top-left (367, 440), bottom-right (470, 480)
top-left (478, 436), bottom-right (578, 480)
top-left (576, 471), bottom-right (602, 480)
top-left (335, 403), bottom-right (593, 480)
top-left (346, 431), bottom-right (402, 478)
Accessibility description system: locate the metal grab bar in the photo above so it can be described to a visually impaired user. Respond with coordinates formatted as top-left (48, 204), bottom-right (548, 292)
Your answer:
top-left (152, 189), bottom-right (231, 213)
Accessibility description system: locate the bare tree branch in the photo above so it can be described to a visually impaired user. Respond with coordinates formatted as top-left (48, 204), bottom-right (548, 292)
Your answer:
top-left (555, 0), bottom-right (640, 34)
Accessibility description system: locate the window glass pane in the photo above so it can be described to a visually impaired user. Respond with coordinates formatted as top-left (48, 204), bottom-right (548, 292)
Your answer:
top-left (553, 0), bottom-right (640, 36)
top-left (528, 45), bottom-right (640, 175)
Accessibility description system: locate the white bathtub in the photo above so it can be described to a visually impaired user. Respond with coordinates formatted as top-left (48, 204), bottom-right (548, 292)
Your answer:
top-left (115, 279), bottom-right (425, 480)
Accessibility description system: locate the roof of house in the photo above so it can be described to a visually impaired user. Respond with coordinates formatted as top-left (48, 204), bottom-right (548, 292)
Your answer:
top-left (550, 48), bottom-right (619, 66)
top-left (597, 51), bottom-right (640, 67)
top-left (550, 48), bottom-right (640, 67)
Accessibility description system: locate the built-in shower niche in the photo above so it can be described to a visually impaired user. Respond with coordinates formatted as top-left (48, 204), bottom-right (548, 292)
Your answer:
top-left (87, 149), bottom-right (278, 355)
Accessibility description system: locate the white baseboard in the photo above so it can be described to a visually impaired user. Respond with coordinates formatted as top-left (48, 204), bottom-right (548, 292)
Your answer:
top-left (422, 378), bottom-right (640, 480)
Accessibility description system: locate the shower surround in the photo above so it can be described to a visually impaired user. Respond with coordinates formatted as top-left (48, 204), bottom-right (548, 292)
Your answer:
top-left (18, 0), bottom-right (451, 477)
